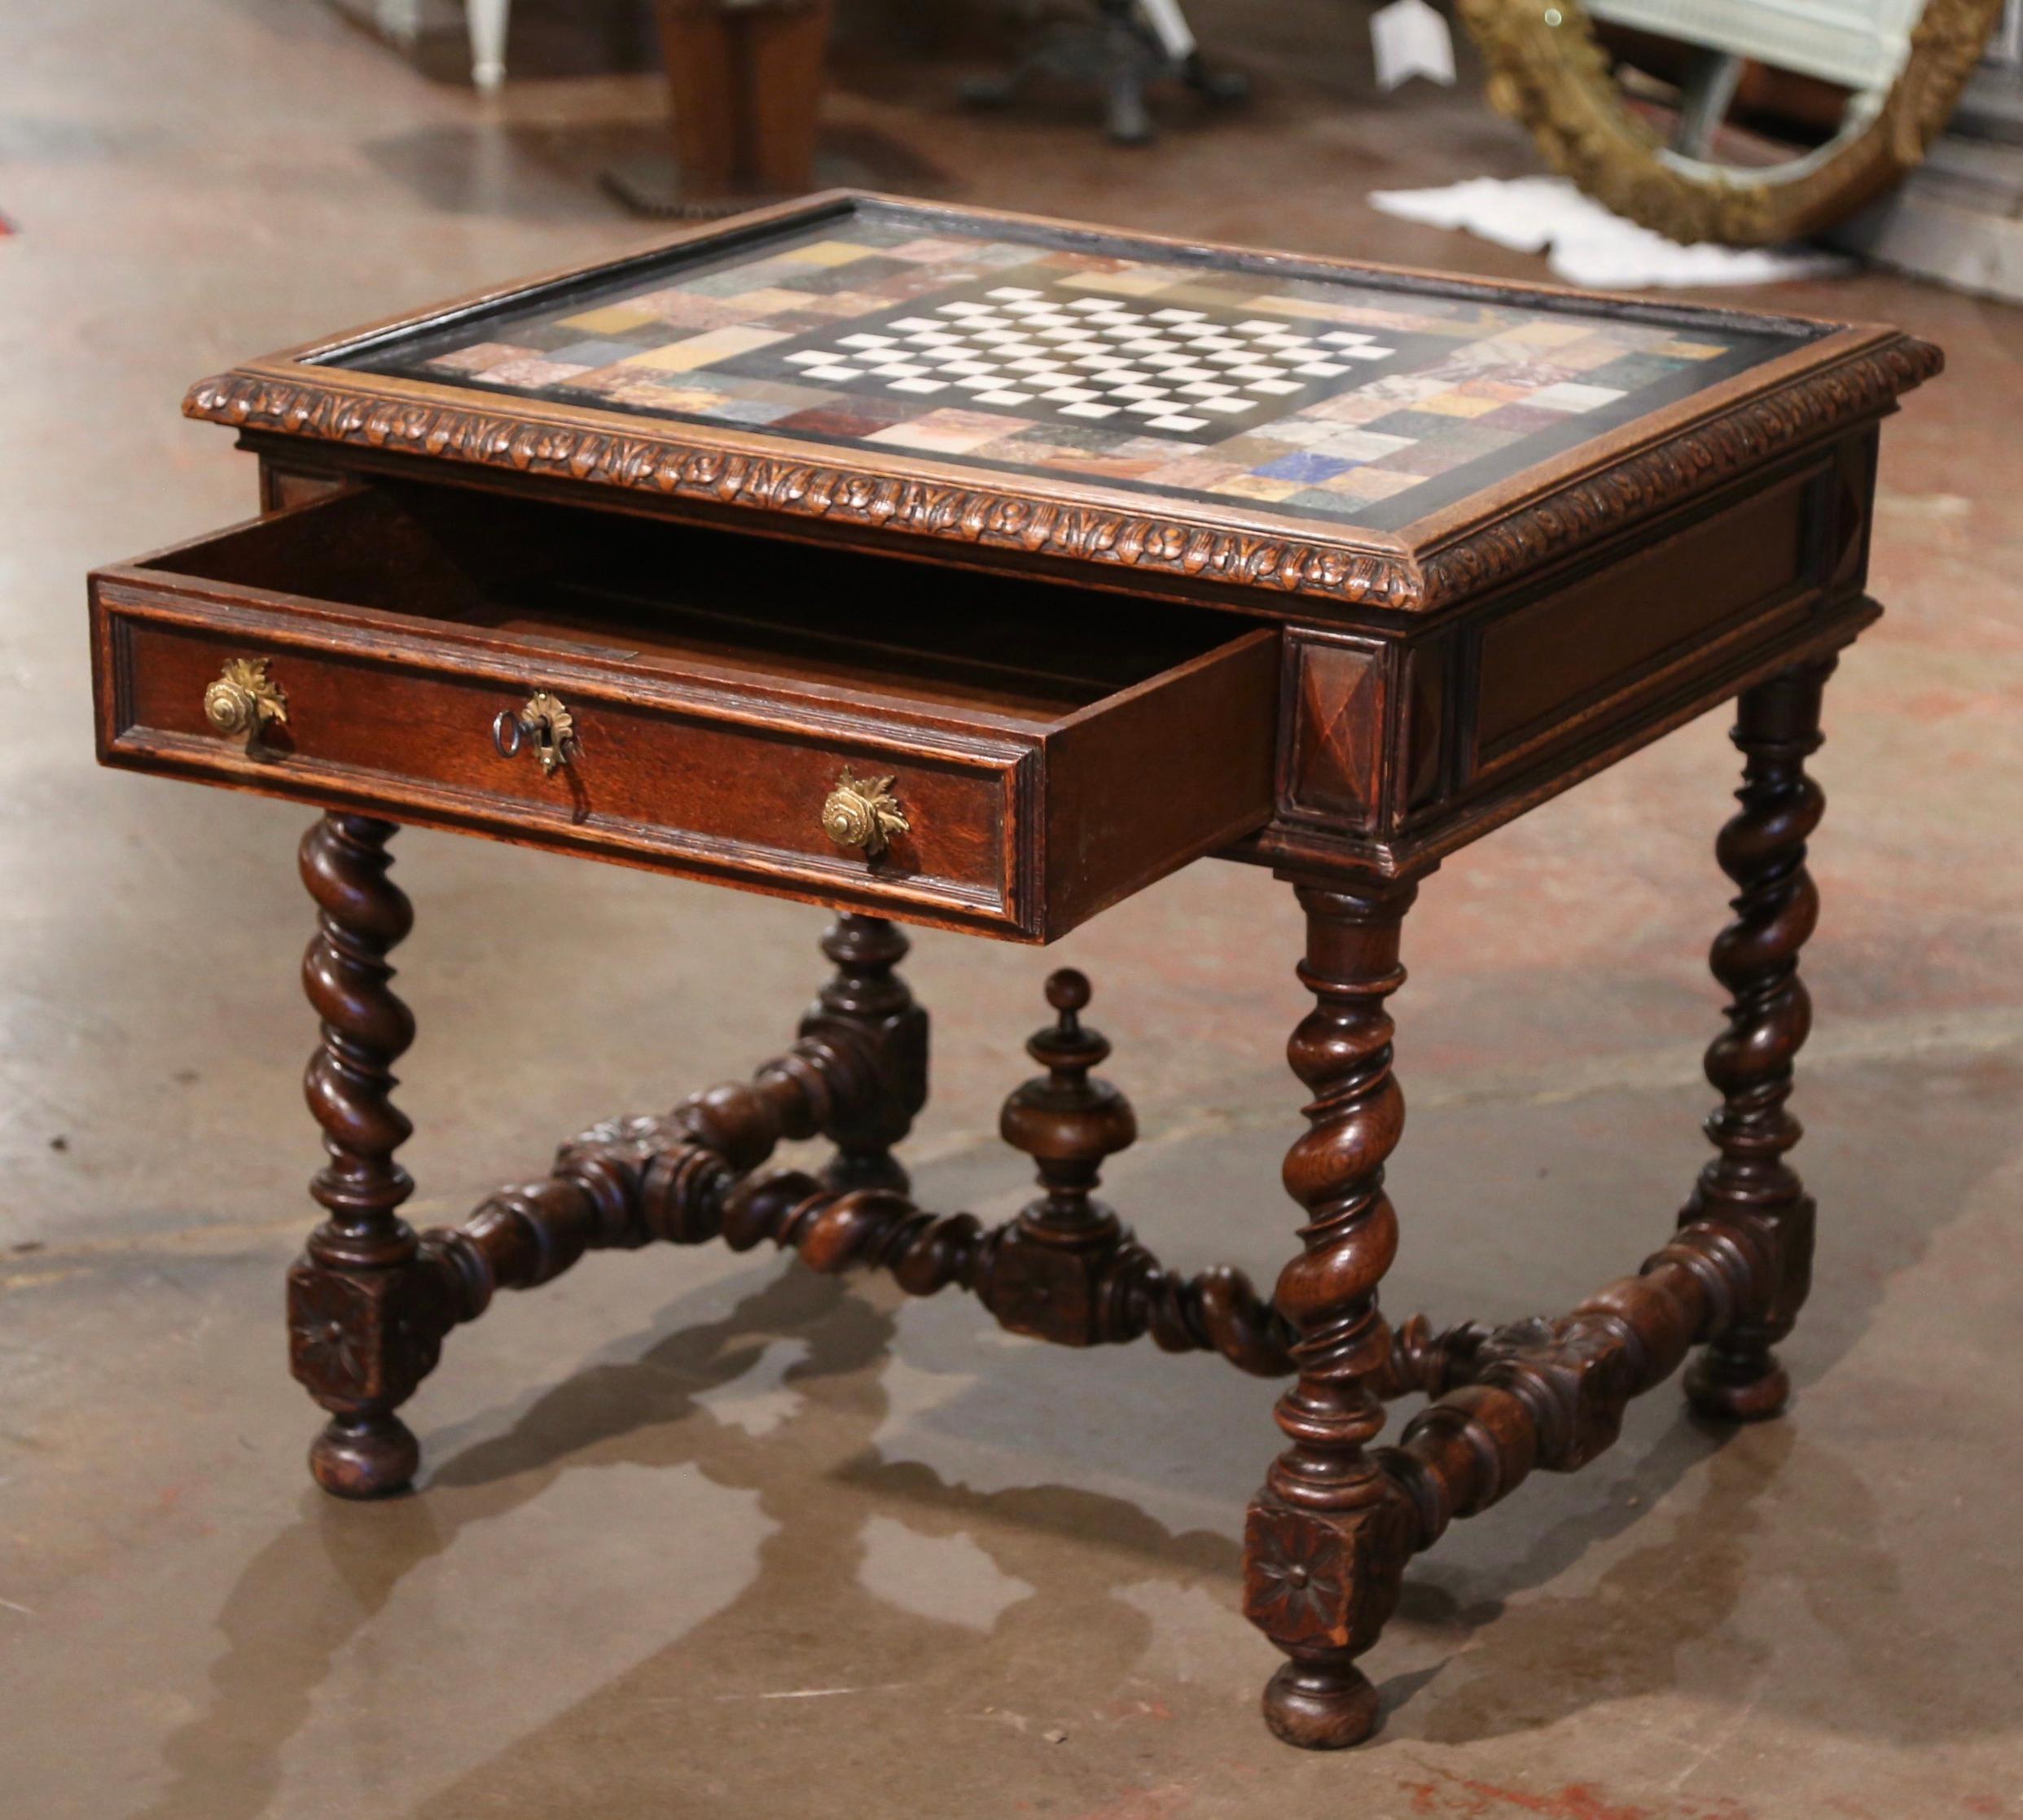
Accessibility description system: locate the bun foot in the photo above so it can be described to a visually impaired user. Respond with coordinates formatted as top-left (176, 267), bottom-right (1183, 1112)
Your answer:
top-left (309, 1415), bottom-right (419, 1498)
top-left (1261, 1660), bottom-right (1381, 1750)
top-left (1686, 1349), bottom-right (1791, 1423)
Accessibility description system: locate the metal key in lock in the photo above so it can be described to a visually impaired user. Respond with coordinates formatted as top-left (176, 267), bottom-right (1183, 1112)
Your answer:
top-left (492, 690), bottom-right (580, 776)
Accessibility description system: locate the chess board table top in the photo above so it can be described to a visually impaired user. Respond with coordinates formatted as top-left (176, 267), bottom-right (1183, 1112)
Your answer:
top-left (185, 192), bottom-right (1940, 619)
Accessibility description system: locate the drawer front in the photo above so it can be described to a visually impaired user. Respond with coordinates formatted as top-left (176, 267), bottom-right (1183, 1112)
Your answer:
top-left (94, 590), bottom-right (1037, 936)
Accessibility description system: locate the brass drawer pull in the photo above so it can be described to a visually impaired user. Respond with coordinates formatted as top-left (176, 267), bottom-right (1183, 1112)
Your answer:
top-left (493, 691), bottom-right (579, 776)
top-left (204, 656), bottom-right (288, 755)
top-left (822, 769), bottom-right (909, 858)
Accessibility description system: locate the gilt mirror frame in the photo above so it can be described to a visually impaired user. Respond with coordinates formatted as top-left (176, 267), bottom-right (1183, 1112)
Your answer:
top-left (1457, 0), bottom-right (2007, 244)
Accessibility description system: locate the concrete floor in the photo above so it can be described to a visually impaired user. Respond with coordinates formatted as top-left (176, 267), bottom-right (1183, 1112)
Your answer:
top-left (4, 2), bottom-right (2021, 1815)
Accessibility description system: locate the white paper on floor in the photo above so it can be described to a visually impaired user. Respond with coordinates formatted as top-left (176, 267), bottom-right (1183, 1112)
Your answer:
top-left (1368, 176), bottom-right (1855, 290)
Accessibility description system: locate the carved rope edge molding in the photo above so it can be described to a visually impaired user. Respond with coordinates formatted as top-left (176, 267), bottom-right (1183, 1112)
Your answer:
top-left (182, 340), bottom-right (1940, 615)
top-left (181, 372), bottom-right (1422, 611)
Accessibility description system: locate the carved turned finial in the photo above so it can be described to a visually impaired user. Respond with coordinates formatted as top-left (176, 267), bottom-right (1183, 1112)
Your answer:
top-left (999, 969), bottom-right (1137, 1229)
top-left (1034, 967), bottom-right (1100, 1069)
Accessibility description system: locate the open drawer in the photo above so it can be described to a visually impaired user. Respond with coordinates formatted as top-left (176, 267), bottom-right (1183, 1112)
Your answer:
top-left (90, 484), bottom-right (1279, 941)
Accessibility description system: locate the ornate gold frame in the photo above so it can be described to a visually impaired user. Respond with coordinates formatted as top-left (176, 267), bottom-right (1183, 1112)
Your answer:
top-left (1457, 0), bottom-right (2006, 244)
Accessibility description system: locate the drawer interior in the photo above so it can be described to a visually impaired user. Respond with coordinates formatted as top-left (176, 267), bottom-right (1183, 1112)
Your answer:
top-left (141, 482), bottom-right (1252, 724)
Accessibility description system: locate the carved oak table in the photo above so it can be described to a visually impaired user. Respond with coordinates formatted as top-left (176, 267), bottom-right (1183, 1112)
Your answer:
top-left (88, 194), bottom-right (1940, 1750)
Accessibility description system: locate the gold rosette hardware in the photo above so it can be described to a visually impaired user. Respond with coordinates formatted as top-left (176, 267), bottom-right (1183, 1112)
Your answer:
top-left (492, 691), bottom-right (580, 777)
top-left (203, 656), bottom-right (288, 756)
top-left (821, 770), bottom-right (909, 859)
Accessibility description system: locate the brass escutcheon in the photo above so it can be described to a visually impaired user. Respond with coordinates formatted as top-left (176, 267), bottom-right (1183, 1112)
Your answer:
top-left (822, 769), bottom-right (909, 859)
top-left (203, 656), bottom-right (288, 756)
top-left (493, 691), bottom-right (579, 777)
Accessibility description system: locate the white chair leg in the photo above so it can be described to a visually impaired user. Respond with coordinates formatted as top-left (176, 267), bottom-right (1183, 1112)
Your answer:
top-left (468, 0), bottom-right (509, 90)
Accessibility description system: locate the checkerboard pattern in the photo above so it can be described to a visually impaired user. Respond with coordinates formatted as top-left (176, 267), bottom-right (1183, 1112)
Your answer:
top-left (757, 289), bottom-right (1398, 438)
top-left (354, 213), bottom-right (1797, 531)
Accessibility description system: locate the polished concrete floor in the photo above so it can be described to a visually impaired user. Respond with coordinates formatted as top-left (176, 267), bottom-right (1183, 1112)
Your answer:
top-left (4, 3), bottom-right (2021, 1816)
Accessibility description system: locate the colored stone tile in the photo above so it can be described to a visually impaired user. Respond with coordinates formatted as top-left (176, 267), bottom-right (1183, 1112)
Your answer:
top-left (600, 379), bottom-right (732, 410)
top-left (1139, 455), bottom-right (1249, 488)
top-left (794, 290), bottom-right (896, 318)
top-left (425, 340), bottom-right (542, 374)
top-left (556, 303), bottom-right (666, 334)
top-left (619, 325), bottom-right (792, 371)
top-left (1501, 319), bottom-right (1594, 349)
top-left (549, 366), bottom-right (634, 396)
top-left (1367, 437), bottom-right (1485, 477)
top-left (1451, 378), bottom-right (1533, 404)
top-left (856, 266), bottom-right (977, 303)
top-left (1108, 434), bottom-right (1202, 458)
top-left (1401, 316), bottom-right (1492, 340)
top-left (1529, 380), bottom-right (1629, 414)
top-left (719, 376), bottom-right (835, 407)
top-left (473, 356), bottom-right (593, 387)
top-left (1412, 422), bottom-right (1521, 463)
top-left (1250, 292), bottom-right (1393, 326)
top-left (993, 421), bottom-right (1135, 454)
top-left (1058, 264), bottom-right (1196, 296)
top-left (1255, 450), bottom-right (1357, 484)
top-left (1310, 428), bottom-right (1416, 461)
top-left (788, 256), bottom-right (916, 295)
top-left (866, 408), bottom-right (1024, 454)
top-left (772, 405), bottom-right (911, 438)
top-left (703, 287), bottom-right (830, 322)
top-left (1476, 403), bottom-right (1571, 436)
top-left (1348, 372), bottom-right (1455, 406)
top-left (1581, 353), bottom-right (1692, 392)
top-left (1357, 410), bottom-right (1463, 440)
top-left (787, 239), bottom-right (881, 267)
top-left (1423, 342), bottom-right (1564, 380)
top-left (1300, 390), bottom-right (1420, 427)
top-left (747, 309), bottom-right (843, 335)
top-left (1256, 418), bottom-right (1358, 448)
top-left (1556, 340), bottom-right (1648, 374)
top-left (1047, 453), bottom-right (1183, 480)
top-left (959, 243), bottom-right (1047, 271)
top-left (1212, 473), bottom-right (1306, 502)
top-left (967, 435), bottom-right (1086, 464)
top-left (840, 217), bottom-right (925, 248)
top-left (691, 397), bottom-right (803, 426)
top-left (728, 283), bottom-right (837, 311)
top-left (885, 235), bottom-right (992, 263)
top-left (1323, 467), bottom-right (1428, 501)
top-left (1201, 435), bottom-right (1310, 466)
top-left (549, 338), bottom-right (659, 368)
top-left (1496, 362), bottom-right (1586, 390)
top-left (511, 322), bottom-right (617, 353)
top-left (683, 256), bottom-right (826, 296)
top-left (1274, 487), bottom-right (1367, 518)
top-left (1415, 391), bottom-right (1505, 419)
top-left (617, 290), bottom-right (755, 330)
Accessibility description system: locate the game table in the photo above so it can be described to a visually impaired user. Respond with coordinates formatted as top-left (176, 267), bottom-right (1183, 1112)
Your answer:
top-left (87, 194), bottom-right (1939, 1748)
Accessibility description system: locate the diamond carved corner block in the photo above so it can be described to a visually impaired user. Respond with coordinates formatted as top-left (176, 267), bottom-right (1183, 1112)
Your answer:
top-left (1284, 632), bottom-right (1391, 835)
top-left (1476, 1315), bottom-right (1638, 1473)
top-left (1243, 1497), bottom-right (1413, 1654)
top-left (988, 1228), bottom-right (1108, 1347)
top-left (286, 1260), bottom-right (440, 1408)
